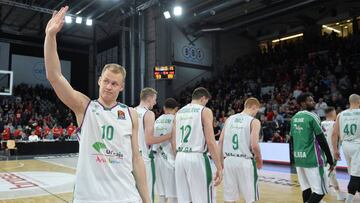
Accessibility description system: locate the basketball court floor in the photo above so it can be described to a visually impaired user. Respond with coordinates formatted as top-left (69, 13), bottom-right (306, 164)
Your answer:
top-left (0, 154), bottom-right (358, 203)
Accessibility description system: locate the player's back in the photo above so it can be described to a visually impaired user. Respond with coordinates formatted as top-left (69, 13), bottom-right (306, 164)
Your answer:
top-left (135, 106), bottom-right (150, 162)
top-left (154, 114), bottom-right (175, 161)
top-left (175, 103), bottom-right (206, 153)
top-left (339, 109), bottom-right (360, 144)
top-left (223, 113), bottom-right (253, 159)
top-left (291, 111), bottom-right (325, 168)
top-left (321, 120), bottom-right (335, 153)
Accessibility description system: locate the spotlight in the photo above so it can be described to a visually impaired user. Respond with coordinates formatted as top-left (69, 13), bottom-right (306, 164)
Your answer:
top-left (86, 19), bottom-right (93, 26)
top-left (65, 16), bottom-right (72, 24)
top-left (163, 11), bottom-right (171, 19)
top-left (76, 17), bottom-right (82, 24)
top-left (173, 6), bottom-right (182, 16)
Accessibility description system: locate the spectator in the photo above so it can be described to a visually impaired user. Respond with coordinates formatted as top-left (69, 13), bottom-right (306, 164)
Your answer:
top-left (28, 130), bottom-right (40, 142)
top-left (213, 119), bottom-right (221, 141)
top-left (66, 122), bottom-right (76, 138)
top-left (315, 98), bottom-right (328, 120)
top-left (52, 124), bottom-right (63, 140)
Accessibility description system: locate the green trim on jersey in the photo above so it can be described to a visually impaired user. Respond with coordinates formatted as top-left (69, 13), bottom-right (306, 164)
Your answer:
top-left (149, 151), bottom-right (156, 203)
top-left (203, 153), bottom-right (212, 203)
top-left (290, 111), bottom-right (324, 168)
top-left (252, 159), bottom-right (259, 201)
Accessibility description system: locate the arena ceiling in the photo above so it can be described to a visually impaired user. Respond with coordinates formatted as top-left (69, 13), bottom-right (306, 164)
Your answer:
top-left (0, 0), bottom-right (359, 49)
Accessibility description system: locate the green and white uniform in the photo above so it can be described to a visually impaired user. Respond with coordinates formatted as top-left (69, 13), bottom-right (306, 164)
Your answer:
top-left (175, 103), bottom-right (213, 203)
top-left (339, 109), bottom-right (360, 177)
top-left (223, 113), bottom-right (259, 203)
top-left (321, 120), bottom-right (340, 188)
top-left (73, 101), bottom-right (141, 203)
top-left (154, 114), bottom-right (176, 198)
top-left (135, 106), bottom-right (154, 203)
top-left (290, 110), bottom-right (329, 194)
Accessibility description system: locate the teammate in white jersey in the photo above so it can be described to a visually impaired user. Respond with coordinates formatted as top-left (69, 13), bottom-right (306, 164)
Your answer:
top-left (219, 97), bottom-right (263, 203)
top-left (171, 87), bottom-right (222, 203)
top-left (44, 6), bottom-right (149, 203)
top-left (135, 88), bottom-right (173, 203)
top-left (321, 107), bottom-right (345, 200)
top-left (332, 94), bottom-right (360, 203)
top-left (154, 98), bottom-right (178, 203)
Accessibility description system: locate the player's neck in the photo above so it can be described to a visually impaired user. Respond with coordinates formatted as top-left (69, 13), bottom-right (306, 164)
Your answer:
top-left (349, 105), bottom-right (359, 110)
top-left (138, 101), bottom-right (150, 109)
top-left (241, 110), bottom-right (253, 117)
top-left (191, 100), bottom-right (202, 106)
top-left (325, 118), bottom-right (334, 121)
top-left (97, 98), bottom-right (117, 109)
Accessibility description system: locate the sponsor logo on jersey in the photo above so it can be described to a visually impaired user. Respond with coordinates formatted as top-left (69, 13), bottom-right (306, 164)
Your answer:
top-left (117, 110), bottom-right (125, 120)
top-left (294, 151), bottom-right (307, 158)
top-left (92, 142), bottom-right (124, 164)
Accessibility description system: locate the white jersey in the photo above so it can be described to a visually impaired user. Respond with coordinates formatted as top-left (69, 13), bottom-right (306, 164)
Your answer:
top-left (135, 106), bottom-right (151, 162)
top-left (154, 114), bottom-right (175, 164)
top-left (339, 109), bottom-right (360, 144)
top-left (321, 120), bottom-right (335, 154)
top-left (223, 113), bottom-right (254, 159)
top-left (74, 101), bottom-right (140, 203)
top-left (175, 103), bottom-right (206, 153)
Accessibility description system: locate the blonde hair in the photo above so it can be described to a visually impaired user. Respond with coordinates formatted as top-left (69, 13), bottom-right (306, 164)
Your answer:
top-left (349, 94), bottom-right (360, 104)
top-left (140, 87), bottom-right (157, 101)
top-left (244, 97), bottom-right (260, 108)
top-left (101, 64), bottom-right (126, 78)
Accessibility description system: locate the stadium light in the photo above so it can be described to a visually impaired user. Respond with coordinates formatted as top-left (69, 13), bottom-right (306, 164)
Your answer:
top-left (65, 16), bottom-right (72, 24)
top-left (76, 17), bottom-right (82, 24)
top-left (272, 33), bottom-right (303, 43)
top-left (173, 6), bottom-right (182, 16)
top-left (163, 11), bottom-right (171, 19)
top-left (322, 25), bottom-right (341, 34)
top-left (86, 19), bottom-right (93, 26)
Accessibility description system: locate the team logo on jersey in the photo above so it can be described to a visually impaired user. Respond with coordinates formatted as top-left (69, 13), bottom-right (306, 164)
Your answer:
top-left (117, 110), bottom-right (125, 120)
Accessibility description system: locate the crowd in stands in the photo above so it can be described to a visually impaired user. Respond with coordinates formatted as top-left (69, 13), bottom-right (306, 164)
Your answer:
top-left (178, 33), bottom-right (360, 143)
top-left (0, 84), bottom-right (77, 141)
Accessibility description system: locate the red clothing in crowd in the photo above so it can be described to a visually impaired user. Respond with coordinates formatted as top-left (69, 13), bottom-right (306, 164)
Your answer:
top-left (35, 126), bottom-right (42, 136)
top-left (13, 129), bottom-right (22, 139)
top-left (53, 127), bottom-right (63, 138)
top-left (266, 111), bottom-right (274, 121)
top-left (43, 126), bottom-right (50, 137)
top-left (2, 128), bottom-right (10, 140)
top-left (66, 125), bottom-right (76, 137)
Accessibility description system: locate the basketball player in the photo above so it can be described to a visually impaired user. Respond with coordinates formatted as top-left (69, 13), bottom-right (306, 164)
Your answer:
top-left (290, 93), bottom-right (334, 203)
top-left (219, 97), bottom-right (263, 203)
top-left (154, 98), bottom-right (178, 203)
top-left (171, 87), bottom-right (222, 203)
top-left (44, 6), bottom-right (149, 203)
top-left (332, 94), bottom-right (360, 203)
top-left (135, 88), bottom-right (173, 203)
top-left (321, 107), bottom-right (345, 200)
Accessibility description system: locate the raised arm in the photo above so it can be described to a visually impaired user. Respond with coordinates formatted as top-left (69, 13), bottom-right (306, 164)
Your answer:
top-left (250, 119), bottom-right (263, 169)
top-left (332, 115), bottom-right (341, 161)
top-left (144, 111), bottom-right (171, 145)
top-left (44, 6), bottom-right (89, 120)
top-left (202, 108), bottom-right (222, 186)
top-left (129, 108), bottom-right (150, 203)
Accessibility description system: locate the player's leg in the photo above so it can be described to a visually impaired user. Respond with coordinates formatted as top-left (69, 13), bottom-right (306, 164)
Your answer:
top-left (145, 159), bottom-right (154, 203)
top-left (305, 167), bottom-right (329, 203)
top-left (187, 153), bottom-right (213, 203)
top-left (296, 167), bottom-right (312, 203)
top-left (156, 155), bottom-right (167, 203)
top-left (164, 159), bottom-right (177, 203)
top-left (346, 145), bottom-right (360, 203)
top-left (224, 157), bottom-right (241, 203)
top-left (327, 166), bottom-right (346, 200)
top-left (240, 159), bottom-right (259, 203)
top-left (175, 153), bottom-right (191, 203)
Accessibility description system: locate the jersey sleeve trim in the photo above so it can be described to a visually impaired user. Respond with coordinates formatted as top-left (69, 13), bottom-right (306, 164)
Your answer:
top-left (76, 100), bottom-right (92, 136)
top-left (127, 107), bottom-right (133, 137)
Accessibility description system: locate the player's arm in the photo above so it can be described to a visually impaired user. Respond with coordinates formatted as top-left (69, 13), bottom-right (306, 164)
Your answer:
top-left (218, 122), bottom-right (226, 168)
top-left (332, 115), bottom-right (341, 161)
top-left (44, 6), bottom-right (89, 119)
top-left (202, 108), bottom-right (222, 186)
top-left (312, 117), bottom-right (334, 166)
top-left (250, 119), bottom-right (263, 169)
top-left (144, 111), bottom-right (171, 145)
top-left (129, 108), bottom-right (150, 203)
top-left (170, 117), bottom-right (177, 156)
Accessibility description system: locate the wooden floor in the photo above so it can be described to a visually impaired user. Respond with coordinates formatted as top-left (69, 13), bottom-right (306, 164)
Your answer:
top-left (0, 158), bottom-right (357, 203)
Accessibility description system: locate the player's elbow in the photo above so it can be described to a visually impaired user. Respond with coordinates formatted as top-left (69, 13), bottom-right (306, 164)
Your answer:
top-left (251, 144), bottom-right (260, 154)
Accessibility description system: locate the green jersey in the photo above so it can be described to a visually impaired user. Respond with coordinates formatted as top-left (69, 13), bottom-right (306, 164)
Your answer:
top-left (290, 111), bottom-right (325, 168)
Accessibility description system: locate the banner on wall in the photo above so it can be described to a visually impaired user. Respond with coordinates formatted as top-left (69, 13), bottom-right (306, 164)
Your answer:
top-left (11, 55), bottom-right (71, 87)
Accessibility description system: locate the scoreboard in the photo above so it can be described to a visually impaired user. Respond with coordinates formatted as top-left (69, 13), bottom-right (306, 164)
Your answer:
top-left (154, 66), bottom-right (175, 80)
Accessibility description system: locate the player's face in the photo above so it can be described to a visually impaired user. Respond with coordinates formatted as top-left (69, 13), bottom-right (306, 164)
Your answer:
top-left (148, 94), bottom-right (157, 110)
top-left (98, 70), bottom-right (124, 102)
top-left (305, 96), bottom-right (316, 111)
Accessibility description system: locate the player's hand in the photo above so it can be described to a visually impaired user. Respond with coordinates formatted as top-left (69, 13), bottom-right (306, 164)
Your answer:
top-left (334, 150), bottom-right (341, 161)
top-left (213, 169), bottom-right (223, 186)
top-left (45, 6), bottom-right (68, 36)
top-left (256, 159), bottom-right (263, 169)
top-left (328, 164), bottom-right (335, 176)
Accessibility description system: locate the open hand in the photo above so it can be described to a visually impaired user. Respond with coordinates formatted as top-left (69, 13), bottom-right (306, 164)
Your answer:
top-left (45, 6), bottom-right (68, 36)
